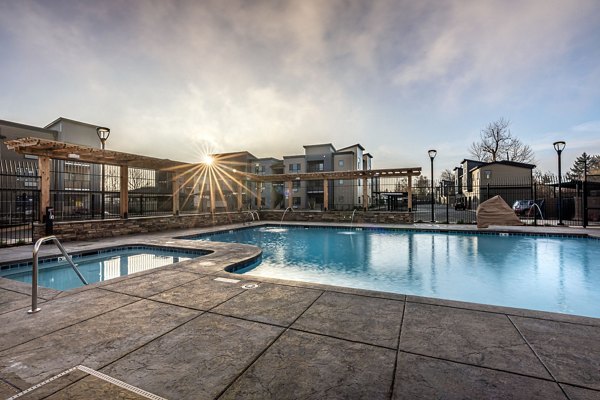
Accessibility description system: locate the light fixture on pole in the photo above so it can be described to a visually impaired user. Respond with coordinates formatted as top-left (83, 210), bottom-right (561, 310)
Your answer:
top-left (0, 131), bottom-right (6, 165)
top-left (553, 141), bottom-right (566, 226)
top-left (428, 149), bottom-right (437, 223)
top-left (96, 127), bottom-right (110, 219)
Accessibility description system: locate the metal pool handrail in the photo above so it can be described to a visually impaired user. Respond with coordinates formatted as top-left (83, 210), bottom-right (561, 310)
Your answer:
top-left (29, 235), bottom-right (88, 314)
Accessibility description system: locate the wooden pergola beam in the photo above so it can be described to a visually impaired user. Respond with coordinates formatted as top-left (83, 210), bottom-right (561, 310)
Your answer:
top-left (6, 137), bottom-right (193, 171)
top-left (234, 167), bottom-right (421, 182)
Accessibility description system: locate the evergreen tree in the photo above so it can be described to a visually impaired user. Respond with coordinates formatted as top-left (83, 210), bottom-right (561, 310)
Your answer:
top-left (567, 152), bottom-right (600, 180)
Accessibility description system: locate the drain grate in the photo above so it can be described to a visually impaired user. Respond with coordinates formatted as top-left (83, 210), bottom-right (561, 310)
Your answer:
top-left (7, 366), bottom-right (79, 399)
top-left (78, 366), bottom-right (166, 400)
top-left (242, 283), bottom-right (259, 289)
top-left (7, 365), bottom-right (167, 400)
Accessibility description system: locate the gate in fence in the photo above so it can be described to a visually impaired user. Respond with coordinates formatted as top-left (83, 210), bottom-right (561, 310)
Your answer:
top-left (0, 160), bottom-right (40, 246)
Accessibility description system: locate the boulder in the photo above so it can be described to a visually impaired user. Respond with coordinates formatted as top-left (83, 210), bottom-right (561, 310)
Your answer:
top-left (476, 195), bottom-right (523, 228)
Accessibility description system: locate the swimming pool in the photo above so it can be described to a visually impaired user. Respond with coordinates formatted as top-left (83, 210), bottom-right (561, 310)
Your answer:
top-left (0, 246), bottom-right (209, 291)
top-left (192, 226), bottom-right (600, 318)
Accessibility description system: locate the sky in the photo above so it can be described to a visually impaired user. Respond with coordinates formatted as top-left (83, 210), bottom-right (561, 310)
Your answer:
top-left (1, 0), bottom-right (600, 176)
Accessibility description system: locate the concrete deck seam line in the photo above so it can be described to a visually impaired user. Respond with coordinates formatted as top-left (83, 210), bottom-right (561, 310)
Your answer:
top-left (286, 327), bottom-right (399, 351)
top-left (214, 290), bottom-right (327, 400)
top-left (506, 314), bottom-right (567, 396)
top-left (389, 300), bottom-right (407, 399)
top-left (91, 310), bottom-right (206, 387)
top-left (404, 299), bottom-right (600, 329)
top-left (97, 273), bottom-right (206, 299)
top-left (0, 298), bottom-right (145, 355)
top-left (397, 349), bottom-right (566, 386)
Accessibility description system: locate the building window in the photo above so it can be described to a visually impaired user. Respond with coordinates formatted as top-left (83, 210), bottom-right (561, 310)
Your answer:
top-left (292, 180), bottom-right (300, 192)
top-left (289, 163), bottom-right (301, 172)
top-left (484, 170), bottom-right (492, 179)
top-left (339, 180), bottom-right (344, 185)
top-left (293, 197), bottom-right (301, 207)
top-left (338, 160), bottom-right (344, 167)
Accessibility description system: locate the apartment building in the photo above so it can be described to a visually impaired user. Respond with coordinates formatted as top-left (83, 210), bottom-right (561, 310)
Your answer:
top-left (455, 159), bottom-right (535, 208)
top-left (211, 141), bottom-right (373, 210)
top-left (1, 118), bottom-right (108, 219)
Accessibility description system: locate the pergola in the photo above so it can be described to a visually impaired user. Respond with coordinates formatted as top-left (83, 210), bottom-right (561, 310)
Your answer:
top-left (6, 137), bottom-right (422, 218)
top-left (230, 168), bottom-right (422, 211)
top-left (6, 137), bottom-right (193, 219)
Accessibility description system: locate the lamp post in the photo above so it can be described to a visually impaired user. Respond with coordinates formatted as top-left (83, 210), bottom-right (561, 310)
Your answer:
top-left (553, 141), bottom-right (565, 226)
top-left (96, 127), bottom-right (110, 219)
top-left (428, 149), bottom-right (437, 222)
top-left (0, 132), bottom-right (6, 166)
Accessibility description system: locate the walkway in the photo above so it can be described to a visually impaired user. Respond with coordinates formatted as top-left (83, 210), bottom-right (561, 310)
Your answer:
top-left (0, 223), bottom-right (599, 399)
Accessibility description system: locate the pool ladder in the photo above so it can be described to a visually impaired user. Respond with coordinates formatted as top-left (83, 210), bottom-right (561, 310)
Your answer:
top-left (29, 235), bottom-right (88, 314)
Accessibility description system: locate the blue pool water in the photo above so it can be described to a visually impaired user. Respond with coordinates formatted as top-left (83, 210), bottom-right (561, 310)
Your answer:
top-left (0, 246), bottom-right (206, 291)
top-left (194, 226), bottom-right (600, 318)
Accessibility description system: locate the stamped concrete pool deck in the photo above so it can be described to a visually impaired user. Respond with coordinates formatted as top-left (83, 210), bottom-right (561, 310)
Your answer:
top-left (1, 222), bottom-right (599, 399)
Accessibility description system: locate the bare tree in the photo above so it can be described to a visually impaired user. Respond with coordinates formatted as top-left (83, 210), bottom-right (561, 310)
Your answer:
top-left (469, 118), bottom-right (536, 164)
top-left (439, 168), bottom-right (454, 182)
top-left (129, 168), bottom-right (154, 190)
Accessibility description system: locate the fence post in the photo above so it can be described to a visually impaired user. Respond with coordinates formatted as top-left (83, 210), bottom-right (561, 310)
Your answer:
top-left (445, 182), bottom-right (449, 224)
top-left (533, 182), bottom-right (538, 226)
top-left (583, 158), bottom-right (588, 228)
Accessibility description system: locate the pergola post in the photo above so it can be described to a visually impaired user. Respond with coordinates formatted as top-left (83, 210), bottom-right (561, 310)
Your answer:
top-left (362, 177), bottom-right (368, 211)
top-left (120, 165), bottom-right (128, 218)
top-left (407, 175), bottom-right (413, 212)
top-left (323, 179), bottom-right (329, 211)
top-left (237, 182), bottom-right (243, 211)
top-left (286, 180), bottom-right (293, 208)
top-left (38, 156), bottom-right (50, 222)
top-left (209, 177), bottom-right (216, 213)
top-left (172, 174), bottom-right (180, 216)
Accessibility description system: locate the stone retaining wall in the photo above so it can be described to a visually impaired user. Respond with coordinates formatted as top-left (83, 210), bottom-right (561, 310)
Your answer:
top-left (33, 212), bottom-right (248, 242)
top-left (34, 210), bottom-right (413, 242)
top-left (259, 210), bottom-right (413, 224)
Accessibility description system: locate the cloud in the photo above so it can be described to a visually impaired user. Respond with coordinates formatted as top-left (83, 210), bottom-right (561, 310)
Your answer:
top-left (389, 0), bottom-right (600, 110)
top-left (572, 121), bottom-right (600, 133)
top-left (1, 0), bottom-right (599, 174)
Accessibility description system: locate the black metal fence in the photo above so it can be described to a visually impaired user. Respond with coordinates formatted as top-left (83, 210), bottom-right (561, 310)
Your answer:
top-left (255, 174), bottom-right (600, 227)
top-left (127, 168), bottom-right (173, 217)
top-left (49, 161), bottom-right (175, 220)
top-left (1, 160), bottom-right (177, 243)
top-left (0, 160), bottom-right (39, 246)
top-left (412, 175), bottom-right (600, 226)
top-left (3, 158), bottom-right (599, 246)
top-left (50, 160), bottom-right (120, 221)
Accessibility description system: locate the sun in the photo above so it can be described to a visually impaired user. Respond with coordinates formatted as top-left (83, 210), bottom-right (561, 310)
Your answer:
top-left (201, 155), bottom-right (214, 166)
